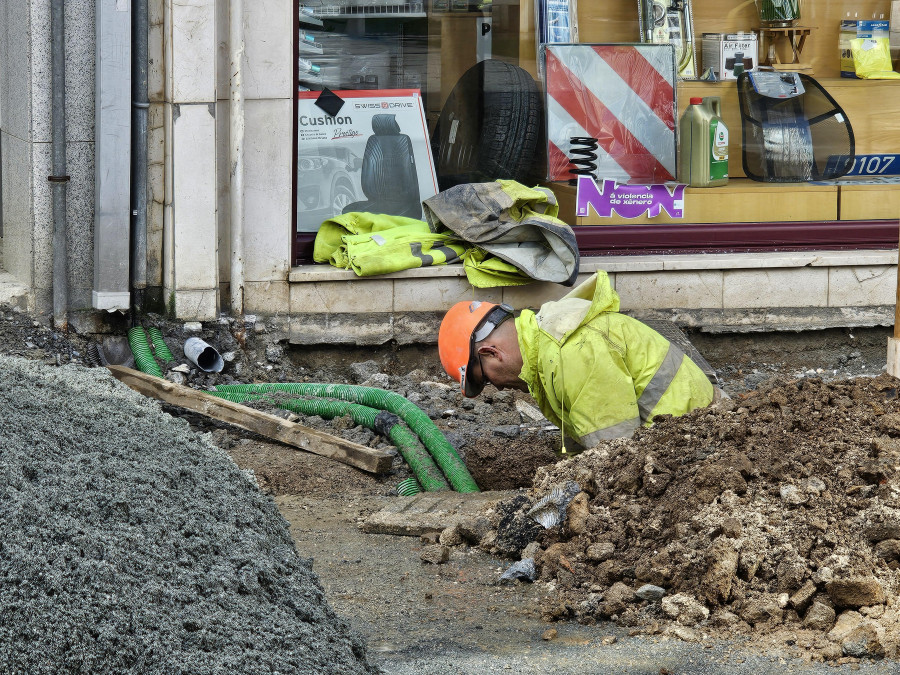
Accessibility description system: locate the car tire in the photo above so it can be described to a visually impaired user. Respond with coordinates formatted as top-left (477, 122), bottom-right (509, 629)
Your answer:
top-left (432, 60), bottom-right (544, 191)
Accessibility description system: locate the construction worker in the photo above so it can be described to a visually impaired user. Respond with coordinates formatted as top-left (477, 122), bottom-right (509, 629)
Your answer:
top-left (438, 270), bottom-right (716, 449)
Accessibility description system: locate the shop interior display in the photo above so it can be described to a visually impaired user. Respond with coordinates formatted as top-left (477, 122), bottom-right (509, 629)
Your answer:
top-left (298, 2), bottom-right (428, 93)
top-left (294, 0), bottom-right (900, 261)
top-left (639, 0), bottom-right (697, 79)
top-left (430, 60), bottom-right (544, 191)
top-left (737, 71), bottom-right (854, 182)
top-left (343, 114), bottom-right (424, 217)
top-left (543, 43), bottom-right (677, 184)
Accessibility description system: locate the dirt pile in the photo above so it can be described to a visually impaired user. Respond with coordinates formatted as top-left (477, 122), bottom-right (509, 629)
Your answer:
top-left (479, 374), bottom-right (900, 662)
top-left (0, 355), bottom-right (375, 674)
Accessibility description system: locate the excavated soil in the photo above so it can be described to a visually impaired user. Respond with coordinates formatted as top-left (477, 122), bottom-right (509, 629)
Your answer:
top-left (482, 374), bottom-right (900, 663)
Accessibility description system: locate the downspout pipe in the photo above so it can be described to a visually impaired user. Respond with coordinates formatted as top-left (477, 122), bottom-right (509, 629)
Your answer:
top-left (50, 0), bottom-right (69, 330)
top-left (131, 0), bottom-right (150, 320)
top-left (229, 0), bottom-right (245, 316)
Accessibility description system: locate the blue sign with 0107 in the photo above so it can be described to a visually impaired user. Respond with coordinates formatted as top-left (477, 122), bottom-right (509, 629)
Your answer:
top-left (836, 154), bottom-right (900, 176)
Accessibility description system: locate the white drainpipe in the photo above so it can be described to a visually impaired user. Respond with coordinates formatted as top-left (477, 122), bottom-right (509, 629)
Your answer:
top-left (229, 0), bottom-right (245, 316)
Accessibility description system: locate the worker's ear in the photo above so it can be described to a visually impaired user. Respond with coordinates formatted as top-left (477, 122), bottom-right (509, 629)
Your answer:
top-left (475, 343), bottom-right (502, 361)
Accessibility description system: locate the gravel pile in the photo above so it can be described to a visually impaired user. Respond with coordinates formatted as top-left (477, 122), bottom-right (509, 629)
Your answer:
top-left (0, 355), bottom-right (375, 674)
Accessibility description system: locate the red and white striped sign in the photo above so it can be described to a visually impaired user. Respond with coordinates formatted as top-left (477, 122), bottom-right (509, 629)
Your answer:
top-left (544, 44), bottom-right (677, 184)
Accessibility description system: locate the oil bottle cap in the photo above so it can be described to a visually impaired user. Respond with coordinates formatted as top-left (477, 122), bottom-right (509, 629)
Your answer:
top-left (690, 97), bottom-right (703, 105)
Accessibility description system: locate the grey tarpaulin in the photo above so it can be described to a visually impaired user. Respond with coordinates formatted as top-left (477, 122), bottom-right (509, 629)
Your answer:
top-left (499, 558), bottom-right (537, 583)
top-left (422, 181), bottom-right (580, 286)
top-left (527, 481), bottom-right (582, 529)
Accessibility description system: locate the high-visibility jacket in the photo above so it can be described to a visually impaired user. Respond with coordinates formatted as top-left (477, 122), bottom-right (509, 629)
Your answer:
top-left (516, 271), bottom-right (714, 446)
top-left (314, 212), bottom-right (465, 275)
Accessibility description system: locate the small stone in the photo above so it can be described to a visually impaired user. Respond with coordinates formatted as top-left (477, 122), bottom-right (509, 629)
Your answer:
top-left (565, 492), bottom-right (590, 535)
top-left (780, 484), bottom-right (806, 505)
top-left (635, 584), bottom-right (666, 601)
top-left (183, 321), bottom-right (202, 332)
top-left (598, 582), bottom-right (636, 617)
top-left (586, 542), bottom-right (615, 563)
top-left (420, 544), bottom-right (450, 564)
top-left (827, 611), bottom-right (864, 642)
top-left (665, 625), bottom-right (702, 642)
top-left (601, 635), bottom-right (617, 645)
top-left (419, 531), bottom-right (440, 545)
top-left (790, 580), bottom-right (819, 613)
top-left (542, 628), bottom-right (558, 641)
top-left (661, 593), bottom-right (709, 626)
top-left (522, 542), bottom-right (541, 559)
top-left (458, 516), bottom-right (492, 543)
top-left (804, 477), bottom-right (826, 495)
top-left (166, 371), bottom-right (186, 386)
top-left (842, 624), bottom-right (885, 659)
top-left (702, 539), bottom-right (739, 604)
top-left (803, 601), bottom-right (836, 631)
top-left (439, 524), bottom-right (464, 547)
top-left (264, 343), bottom-right (283, 363)
top-left (874, 539), bottom-right (900, 562)
top-left (814, 566), bottom-right (834, 585)
top-left (721, 517), bottom-right (742, 538)
top-left (826, 578), bottom-right (885, 608)
top-left (492, 425), bottom-right (520, 439)
top-left (739, 597), bottom-right (783, 626)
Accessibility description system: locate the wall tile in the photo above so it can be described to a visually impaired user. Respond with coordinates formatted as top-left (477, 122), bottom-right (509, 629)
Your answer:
top-left (1, 0), bottom-right (33, 142)
top-left (242, 0), bottom-right (292, 100)
top-left (173, 102), bottom-right (217, 289)
top-left (171, 0), bottom-right (216, 103)
top-left (245, 279), bottom-right (289, 314)
top-left (291, 279), bottom-right (393, 313)
top-left (393, 277), bottom-right (502, 312)
top-left (242, 98), bottom-right (292, 282)
top-left (616, 270), bottom-right (723, 310)
top-left (1, 133), bottom-right (34, 285)
top-left (174, 288), bottom-right (218, 320)
top-left (828, 266), bottom-right (897, 307)
top-left (723, 268), bottom-right (828, 309)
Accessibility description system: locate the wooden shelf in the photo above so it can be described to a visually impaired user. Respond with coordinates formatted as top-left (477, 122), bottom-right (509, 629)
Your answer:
top-left (544, 178), bottom-right (900, 227)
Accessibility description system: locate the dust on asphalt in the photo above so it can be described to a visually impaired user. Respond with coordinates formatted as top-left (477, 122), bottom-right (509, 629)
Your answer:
top-left (0, 305), bottom-right (898, 673)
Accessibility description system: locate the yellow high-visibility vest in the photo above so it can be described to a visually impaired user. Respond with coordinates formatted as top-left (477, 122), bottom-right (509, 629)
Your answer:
top-left (517, 271), bottom-right (714, 446)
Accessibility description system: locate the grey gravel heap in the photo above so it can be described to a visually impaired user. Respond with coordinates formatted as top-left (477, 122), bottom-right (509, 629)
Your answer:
top-left (0, 356), bottom-right (374, 674)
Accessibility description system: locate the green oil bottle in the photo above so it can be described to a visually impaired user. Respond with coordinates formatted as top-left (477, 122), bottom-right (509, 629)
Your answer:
top-left (678, 96), bottom-right (729, 187)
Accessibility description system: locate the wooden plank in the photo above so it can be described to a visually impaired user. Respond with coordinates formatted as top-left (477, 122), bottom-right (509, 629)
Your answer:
top-left (106, 365), bottom-right (394, 474)
top-left (361, 491), bottom-right (514, 536)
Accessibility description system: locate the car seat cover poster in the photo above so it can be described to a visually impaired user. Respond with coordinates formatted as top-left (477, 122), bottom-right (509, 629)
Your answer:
top-left (296, 89), bottom-right (438, 232)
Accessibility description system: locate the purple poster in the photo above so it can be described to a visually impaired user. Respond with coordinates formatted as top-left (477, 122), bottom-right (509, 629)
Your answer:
top-left (575, 176), bottom-right (686, 219)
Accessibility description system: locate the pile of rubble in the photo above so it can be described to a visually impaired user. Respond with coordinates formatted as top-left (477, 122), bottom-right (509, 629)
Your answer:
top-left (470, 374), bottom-right (900, 663)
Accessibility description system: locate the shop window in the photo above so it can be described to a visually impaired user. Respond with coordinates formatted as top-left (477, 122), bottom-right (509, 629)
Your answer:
top-left (293, 0), bottom-right (900, 267)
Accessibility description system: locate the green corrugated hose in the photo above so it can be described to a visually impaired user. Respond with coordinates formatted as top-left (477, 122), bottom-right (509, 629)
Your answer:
top-left (128, 327), bottom-right (163, 378)
top-left (211, 391), bottom-right (448, 492)
top-left (214, 382), bottom-right (480, 493)
top-left (147, 327), bottom-right (175, 364)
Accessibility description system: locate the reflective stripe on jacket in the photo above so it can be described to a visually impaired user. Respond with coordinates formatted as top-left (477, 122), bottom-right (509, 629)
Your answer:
top-left (516, 271), bottom-right (714, 445)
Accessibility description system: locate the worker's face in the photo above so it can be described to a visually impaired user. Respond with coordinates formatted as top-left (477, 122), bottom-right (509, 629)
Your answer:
top-left (473, 345), bottom-right (527, 392)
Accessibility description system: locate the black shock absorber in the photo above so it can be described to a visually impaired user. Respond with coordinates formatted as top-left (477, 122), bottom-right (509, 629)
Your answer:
top-left (568, 136), bottom-right (599, 186)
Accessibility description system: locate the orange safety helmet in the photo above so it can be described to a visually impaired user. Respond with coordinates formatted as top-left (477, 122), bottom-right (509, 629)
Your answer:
top-left (438, 300), bottom-right (513, 397)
